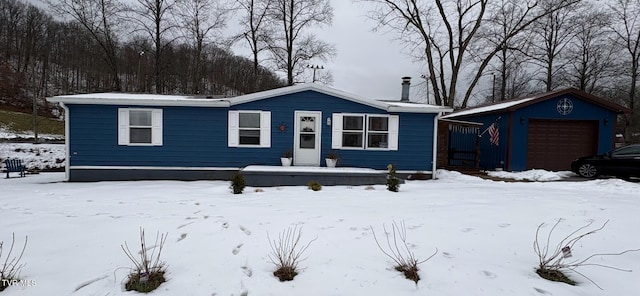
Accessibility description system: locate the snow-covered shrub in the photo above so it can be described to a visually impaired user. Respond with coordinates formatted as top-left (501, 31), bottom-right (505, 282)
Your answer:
top-left (121, 228), bottom-right (167, 292)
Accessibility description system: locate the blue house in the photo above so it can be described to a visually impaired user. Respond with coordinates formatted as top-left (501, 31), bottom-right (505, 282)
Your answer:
top-left (441, 88), bottom-right (630, 171)
top-left (48, 82), bottom-right (452, 182)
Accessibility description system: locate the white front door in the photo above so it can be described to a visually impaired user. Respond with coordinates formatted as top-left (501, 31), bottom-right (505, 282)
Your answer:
top-left (294, 111), bottom-right (322, 166)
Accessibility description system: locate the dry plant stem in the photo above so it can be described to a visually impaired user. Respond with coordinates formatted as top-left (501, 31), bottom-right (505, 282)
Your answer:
top-left (371, 221), bottom-right (437, 281)
top-left (267, 226), bottom-right (317, 280)
top-left (0, 233), bottom-right (28, 281)
top-left (534, 219), bottom-right (640, 289)
top-left (535, 219), bottom-right (608, 269)
top-left (121, 228), bottom-right (168, 275)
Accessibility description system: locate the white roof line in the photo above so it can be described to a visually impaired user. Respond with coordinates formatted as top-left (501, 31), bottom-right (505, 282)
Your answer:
top-left (230, 83), bottom-right (452, 113)
top-left (47, 85), bottom-right (453, 113)
top-left (229, 83), bottom-right (386, 109)
top-left (47, 93), bottom-right (231, 107)
top-left (441, 97), bottom-right (536, 118)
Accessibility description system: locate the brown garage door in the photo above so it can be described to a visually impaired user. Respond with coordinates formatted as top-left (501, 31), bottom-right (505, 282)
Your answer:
top-left (527, 119), bottom-right (598, 171)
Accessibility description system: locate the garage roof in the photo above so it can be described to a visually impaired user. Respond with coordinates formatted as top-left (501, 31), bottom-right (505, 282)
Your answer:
top-left (442, 88), bottom-right (631, 119)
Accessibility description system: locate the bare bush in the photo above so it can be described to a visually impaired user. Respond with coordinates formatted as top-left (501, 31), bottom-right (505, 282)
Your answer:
top-left (268, 226), bottom-right (317, 281)
top-left (0, 233), bottom-right (28, 292)
top-left (371, 221), bottom-right (437, 284)
top-left (121, 228), bottom-right (168, 292)
top-left (534, 219), bottom-right (640, 288)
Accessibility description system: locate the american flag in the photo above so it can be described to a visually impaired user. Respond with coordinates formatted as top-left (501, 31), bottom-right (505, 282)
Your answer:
top-left (488, 123), bottom-right (499, 146)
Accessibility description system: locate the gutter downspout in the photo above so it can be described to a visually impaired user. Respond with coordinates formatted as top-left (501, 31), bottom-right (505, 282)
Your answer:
top-left (60, 102), bottom-right (70, 182)
top-left (432, 112), bottom-right (441, 180)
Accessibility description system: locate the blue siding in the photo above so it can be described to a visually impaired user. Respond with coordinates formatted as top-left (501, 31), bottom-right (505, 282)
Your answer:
top-left (454, 94), bottom-right (618, 171)
top-left (68, 90), bottom-right (437, 172)
top-left (509, 94), bottom-right (616, 170)
top-left (457, 114), bottom-right (507, 170)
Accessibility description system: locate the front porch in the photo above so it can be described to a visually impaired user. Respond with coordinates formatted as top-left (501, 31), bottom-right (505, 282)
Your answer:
top-left (241, 165), bottom-right (390, 187)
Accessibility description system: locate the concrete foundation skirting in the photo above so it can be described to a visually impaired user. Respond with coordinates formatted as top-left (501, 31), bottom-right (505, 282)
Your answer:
top-left (67, 166), bottom-right (428, 186)
top-left (69, 168), bottom-right (238, 182)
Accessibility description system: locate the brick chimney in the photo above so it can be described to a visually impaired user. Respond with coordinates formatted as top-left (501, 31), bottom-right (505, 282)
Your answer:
top-left (401, 77), bottom-right (411, 102)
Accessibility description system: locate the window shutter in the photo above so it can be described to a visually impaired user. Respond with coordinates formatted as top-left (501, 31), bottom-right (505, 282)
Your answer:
top-left (151, 109), bottom-right (163, 146)
top-left (388, 115), bottom-right (399, 150)
top-left (331, 113), bottom-right (342, 149)
top-left (118, 108), bottom-right (129, 145)
top-left (260, 111), bottom-right (271, 147)
top-left (228, 111), bottom-right (239, 147)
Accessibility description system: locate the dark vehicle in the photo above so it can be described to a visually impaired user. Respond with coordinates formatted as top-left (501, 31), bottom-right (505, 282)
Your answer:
top-left (571, 144), bottom-right (640, 179)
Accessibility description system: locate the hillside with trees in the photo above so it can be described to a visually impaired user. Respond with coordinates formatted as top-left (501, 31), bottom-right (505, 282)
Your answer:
top-left (0, 0), bottom-right (288, 117)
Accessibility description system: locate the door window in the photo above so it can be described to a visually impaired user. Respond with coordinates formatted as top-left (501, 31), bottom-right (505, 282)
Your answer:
top-left (299, 116), bottom-right (316, 149)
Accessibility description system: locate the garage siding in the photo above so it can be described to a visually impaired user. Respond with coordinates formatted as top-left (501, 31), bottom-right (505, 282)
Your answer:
top-left (526, 119), bottom-right (598, 170)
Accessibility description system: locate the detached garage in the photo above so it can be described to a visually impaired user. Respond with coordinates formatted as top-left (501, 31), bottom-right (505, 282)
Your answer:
top-left (441, 88), bottom-right (630, 171)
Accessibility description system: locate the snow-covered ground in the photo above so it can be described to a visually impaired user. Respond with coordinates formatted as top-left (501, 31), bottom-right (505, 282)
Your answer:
top-left (1, 127), bottom-right (65, 171)
top-left (487, 169), bottom-right (577, 181)
top-left (0, 143), bottom-right (65, 171)
top-left (1, 170), bottom-right (639, 295)
top-left (0, 127), bottom-right (63, 141)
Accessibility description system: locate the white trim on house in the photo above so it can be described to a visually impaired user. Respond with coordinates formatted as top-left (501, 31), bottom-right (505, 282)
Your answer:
top-left (47, 84), bottom-right (453, 114)
top-left (61, 102), bottom-right (70, 182)
top-left (441, 97), bottom-right (536, 118)
top-left (432, 113), bottom-right (441, 180)
top-left (438, 118), bottom-right (484, 126)
top-left (70, 166), bottom-right (239, 171)
top-left (293, 111), bottom-right (322, 166)
top-left (48, 93), bottom-right (229, 107)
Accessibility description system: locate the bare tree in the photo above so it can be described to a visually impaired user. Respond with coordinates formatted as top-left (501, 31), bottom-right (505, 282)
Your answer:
top-left (48, 0), bottom-right (125, 91)
top-left (360, 0), bottom-right (581, 108)
top-left (528, 0), bottom-right (580, 91)
top-left (129, 0), bottom-right (178, 93)
top-left (609, 0), bottom-right (640, 140)
top-left (479, 0), bottom-right (537, 102)
top-left (175, 0), bottom-right (231, 94)
top-left (267, 0), bottom-right (335, 85)
top-left (0, 0), bottom-right (25, 67)
top-left (565, 8), bottom-right (617, 94)
top-left (234, 0), bottom-right (273, 74)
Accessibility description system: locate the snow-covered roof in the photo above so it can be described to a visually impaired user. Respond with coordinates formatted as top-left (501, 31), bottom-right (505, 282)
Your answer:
top-left (442, 88), bottom-right (630, 119)
top-left (441, 97), bottom-right (536, 119)
top-left (47, 84), bottom-right (453, 114)
top-left (228, 84), bottom-right (452, 113)
top-left (47, 93), bottom-right (229, 107)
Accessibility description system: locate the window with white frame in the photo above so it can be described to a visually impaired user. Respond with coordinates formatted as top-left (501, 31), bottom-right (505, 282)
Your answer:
top-left (118, 108), bottom-right (163, 146)
top-left (367, 116), bottom-right (389, 148)
top-left (342, 115), bottom-right (364, 148)
top-left (332, 113), bottom-right (399, 150)
top-left (228, 110), bottom-right (271, 147)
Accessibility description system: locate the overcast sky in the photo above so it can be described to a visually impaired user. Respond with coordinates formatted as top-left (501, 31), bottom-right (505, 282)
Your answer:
top-left (228, 0), bottom-right (429, 102)
top-left (313, 0), bottom-right (428, 102)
